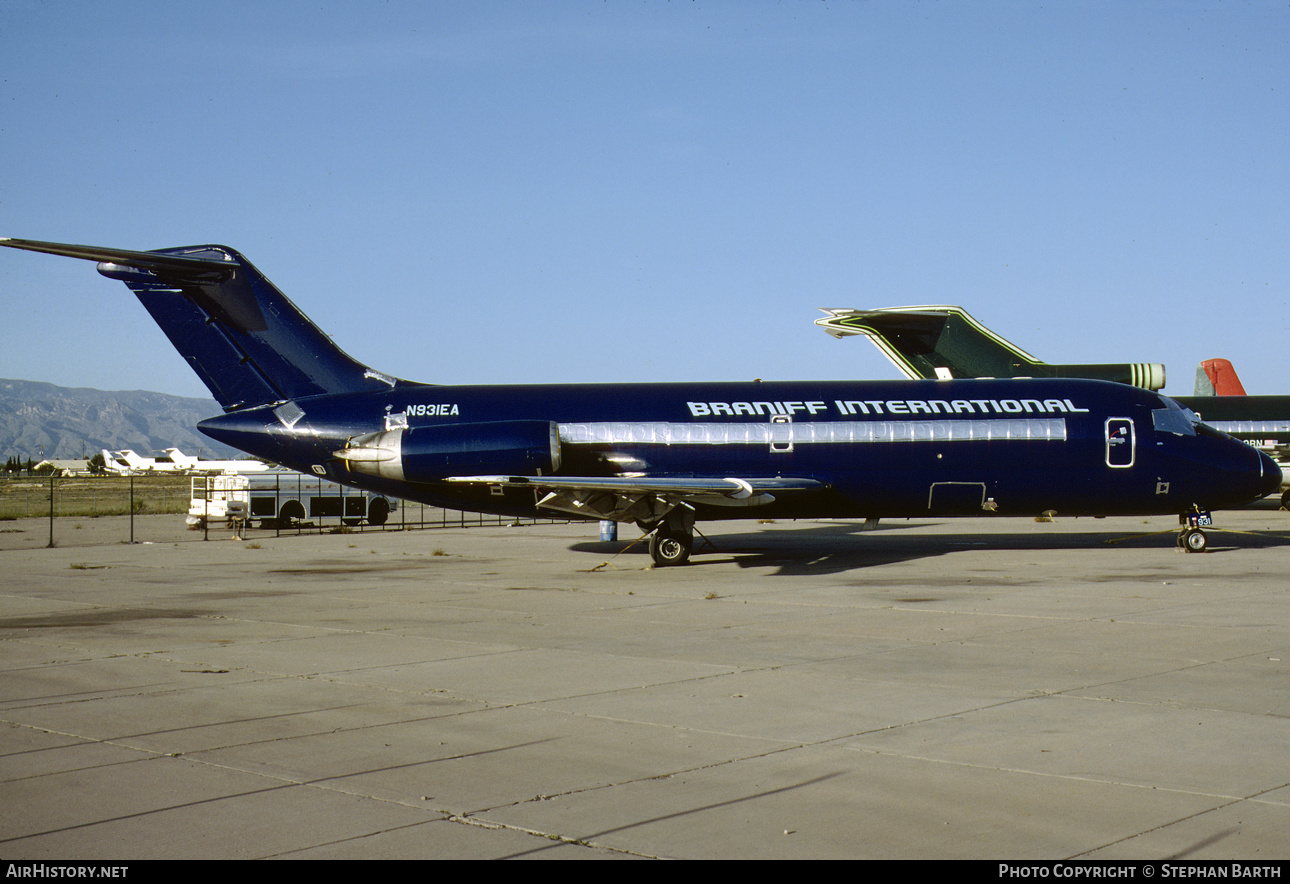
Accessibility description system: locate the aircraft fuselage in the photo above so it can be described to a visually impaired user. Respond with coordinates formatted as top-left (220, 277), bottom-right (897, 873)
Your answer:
top-left (198, 377), bottom-right (1278, 522)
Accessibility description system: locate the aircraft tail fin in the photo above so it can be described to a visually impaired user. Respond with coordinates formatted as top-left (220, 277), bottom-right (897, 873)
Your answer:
top-left (817, 306), bottom-right (1166, 390)
top-left (164, 448), bottom-right (197, 467)
top-left (816, 305), bottom-right (1040, 381)
top-left (1194, 358), bottom-right (1248, 396)
top-left (0, 238), bottom-right (403, 412)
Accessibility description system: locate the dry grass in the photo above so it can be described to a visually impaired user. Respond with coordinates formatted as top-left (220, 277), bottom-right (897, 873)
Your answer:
top-left (0, 475), bottom-right (191, 520)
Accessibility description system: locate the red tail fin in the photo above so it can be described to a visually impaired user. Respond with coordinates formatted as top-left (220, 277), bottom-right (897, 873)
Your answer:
top-left (1196, 358), bottom-right (1247, 396)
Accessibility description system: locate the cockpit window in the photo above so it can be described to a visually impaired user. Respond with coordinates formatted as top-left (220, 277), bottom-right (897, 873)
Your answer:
top-left (1152, 400), bottom-right (1199, 436)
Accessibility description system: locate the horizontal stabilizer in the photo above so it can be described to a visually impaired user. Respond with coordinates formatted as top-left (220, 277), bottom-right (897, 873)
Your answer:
top-left (0, 237), bottom-right (234, 280)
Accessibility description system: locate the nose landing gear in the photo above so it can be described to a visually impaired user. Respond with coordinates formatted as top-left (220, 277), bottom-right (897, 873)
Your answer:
top-left (1177, 508), bottom-right (1213, 553)
top-left (1177, 527), bottom-right (1208, 553)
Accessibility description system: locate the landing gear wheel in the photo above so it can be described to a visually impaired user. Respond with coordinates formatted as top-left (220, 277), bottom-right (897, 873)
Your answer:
top-left (1180, 527), bottom-right (1208, 553)
top-left (1282, 488), bottom-right (1290, 510)
top-left (649, 528), bottom-right (692, 567)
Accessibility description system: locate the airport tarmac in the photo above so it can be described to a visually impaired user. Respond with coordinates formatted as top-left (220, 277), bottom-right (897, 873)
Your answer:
top-left (1, 509), bottom-right (1287, 859)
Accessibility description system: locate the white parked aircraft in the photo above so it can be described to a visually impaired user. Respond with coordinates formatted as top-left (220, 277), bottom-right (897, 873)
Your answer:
top-left (101, 448), bottom-right (269, 474)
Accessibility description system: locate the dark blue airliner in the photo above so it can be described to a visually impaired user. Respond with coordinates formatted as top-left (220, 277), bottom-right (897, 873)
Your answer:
top-left (2, 238), bottom-right (1279, 564)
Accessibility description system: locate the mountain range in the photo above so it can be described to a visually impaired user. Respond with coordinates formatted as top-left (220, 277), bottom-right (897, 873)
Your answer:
top-left (0, 378), bottom-right (241, 461)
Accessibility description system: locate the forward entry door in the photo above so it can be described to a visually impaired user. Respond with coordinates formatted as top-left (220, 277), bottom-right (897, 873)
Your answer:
top-left (1105, 418), bottom-right (1135, 468)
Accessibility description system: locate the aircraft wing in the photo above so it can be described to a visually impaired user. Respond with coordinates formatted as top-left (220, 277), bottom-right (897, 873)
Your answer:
top-left (445, 474), bottom-right (827, 523)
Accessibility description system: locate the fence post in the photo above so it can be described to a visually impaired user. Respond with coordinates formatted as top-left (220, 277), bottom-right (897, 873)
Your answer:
top-left (47, 470), bottom-right (55, 548)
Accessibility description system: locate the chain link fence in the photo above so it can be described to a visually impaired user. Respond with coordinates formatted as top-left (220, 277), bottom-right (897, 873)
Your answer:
top-left (0, 472), bottom-right (570, 546)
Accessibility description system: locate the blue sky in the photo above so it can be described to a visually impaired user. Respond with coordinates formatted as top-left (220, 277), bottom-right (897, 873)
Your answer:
top-left (2, 1), bottom-right (1287, 398)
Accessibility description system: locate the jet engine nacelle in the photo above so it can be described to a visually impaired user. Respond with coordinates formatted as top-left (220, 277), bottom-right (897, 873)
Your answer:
top-left (335, 420), bottom-right (562, 483)
top-left (1043, 363), bottom-right (1167, 391)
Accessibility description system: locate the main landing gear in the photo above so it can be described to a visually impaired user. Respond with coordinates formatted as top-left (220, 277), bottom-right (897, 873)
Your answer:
top-left (649, 526), bottom-right (693, 566)
top-left (645, 505), bottom-right (696, 567)
top-left (1177, 508), bottom-right (1213, 554)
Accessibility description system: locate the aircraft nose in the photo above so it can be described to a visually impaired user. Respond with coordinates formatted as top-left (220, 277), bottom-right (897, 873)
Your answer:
top-left (1185, 432), bottom-right (1284, 509)
top-left (1256, 447), bottom-right (1283, 499)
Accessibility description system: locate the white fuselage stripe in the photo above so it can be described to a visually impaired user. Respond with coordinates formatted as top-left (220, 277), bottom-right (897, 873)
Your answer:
top-left (557, 419), bottom-right (1068, 446)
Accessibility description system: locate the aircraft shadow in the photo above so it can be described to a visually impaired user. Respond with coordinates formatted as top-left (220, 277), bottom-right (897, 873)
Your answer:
top-left (571, 520), bottom-right (1290, 577)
